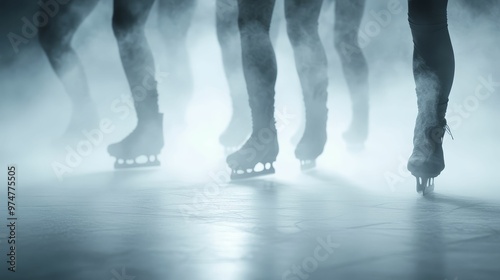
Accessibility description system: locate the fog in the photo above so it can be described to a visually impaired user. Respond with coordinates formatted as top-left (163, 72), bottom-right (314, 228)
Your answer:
top-left (1, 1), bottom-right (500, 279)
top-left (0, 0), bottom-right (499, 194)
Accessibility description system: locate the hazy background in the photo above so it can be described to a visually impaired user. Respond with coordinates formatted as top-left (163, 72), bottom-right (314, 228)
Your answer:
top-left (0, 0), bottom-right (499, 197)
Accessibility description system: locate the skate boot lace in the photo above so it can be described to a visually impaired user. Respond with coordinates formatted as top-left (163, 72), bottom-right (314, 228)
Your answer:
top-left (444, 124), bottom-right (454, 140)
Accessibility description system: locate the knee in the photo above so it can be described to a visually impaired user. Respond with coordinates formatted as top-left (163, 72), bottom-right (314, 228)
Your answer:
top-left (217, 0), bottom-right (238, 23)
top-left (216, 19), bottom-right (238, 45)
top-left (286, 18), bottom-right (316, 45)
top-left (333, 32), bottom-right (364, 62)
top-left (286, 20), bottom-right (302, 45)
top-left (334, 33), bottom-right (355, 52)
top-left (238, 18), bottom-right (268, 40)
top-left (38, 25), bottom-right (68, 56)
top-left (112, 12), bottom-right (142, 41)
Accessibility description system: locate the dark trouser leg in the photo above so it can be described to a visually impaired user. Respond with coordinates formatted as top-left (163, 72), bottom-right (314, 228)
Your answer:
top-left (38, 0), bottom-right (100, 138)
top-left (108, 0), bottom-right (163, 166)
top-left (158, 0), bottom-right (196, 126)
top-left (333, 0), bottom-right (369, 146)
top-left (407, 0), bottom-right (455, 188)
top-left (226, 0), bottom-right (278, 178)
top-left (285, 0), bottom-right (328, 163)
top-left (216, 0), bottom-right (251, 148)
top-left (238, 0), bottom-right (277, 133)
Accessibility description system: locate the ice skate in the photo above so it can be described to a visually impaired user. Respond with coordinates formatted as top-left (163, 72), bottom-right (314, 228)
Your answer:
top-left (219, 115), bottom-right (252, 155)
top-left (408, 124), bottom-right (448, 195)
top-left (108, 113), bottom-right (164, 169)
top-left (54, 102), bottom-right (100, 147)
top-left (342, 125), bottom-right (367, 152)
top-left (295, 106), bottom-right (327, 171)
top-left (226, 129), bottom-right (279, 180)
top-left (408, 101), bottom-right (451, 195)
top-left (342, 111), bottom-right (368, 152)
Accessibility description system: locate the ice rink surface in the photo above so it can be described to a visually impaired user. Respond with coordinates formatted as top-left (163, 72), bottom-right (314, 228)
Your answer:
top-left (1, 165), bottom-right (500, 280)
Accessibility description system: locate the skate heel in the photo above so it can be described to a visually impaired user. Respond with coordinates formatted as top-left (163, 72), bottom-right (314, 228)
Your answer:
top-left (227, 132), bottom-right (279, 180)
top-left (108, 113), bottom-right (164, 169)
top-left (219, 115), bottom-right (252, 152)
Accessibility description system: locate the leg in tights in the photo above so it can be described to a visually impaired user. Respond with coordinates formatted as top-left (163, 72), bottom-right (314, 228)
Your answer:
top-left (217, 0), bottom-right (282, 151)
top-left (108, 0), bottom-right (164, 166)
top-left (333, 0), bottom-right (369, 147)
top-left (158, 0), bottom-right (196, 127)
top-left (270, 0), bottom-right (284, 44)
top-left (407, 0), bottom-right (455, 190)
top-left (216, 0), bottom-right (252, 149)
top-left (285, 0), bottom-right (329, 164)
top-left (38, 0), bottom-right (100, 140)
top-left (226, 0), bottom-right (279, 177)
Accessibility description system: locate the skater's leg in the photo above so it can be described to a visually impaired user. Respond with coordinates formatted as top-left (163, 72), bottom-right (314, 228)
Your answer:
top-left (409, 0), bottom-right (454, 106)
top-left (226, 0), bottom-right (279, 179)
top-left (333, 0), bottom-right (369, 148)
top-left (109, 0), bottom-right (164, 167)
top-left (38, 0), bottom-right (100, 139)
top-left (158, 0), bottom-right (196, 126)
top-left (407, 0), bottom-right (455, 193)
top-left (112, 0), bottom-right (159, 117)
top-left (285, 0), bottom-right (328, 168)
top-left (216, 0), bottom-right (251, 150)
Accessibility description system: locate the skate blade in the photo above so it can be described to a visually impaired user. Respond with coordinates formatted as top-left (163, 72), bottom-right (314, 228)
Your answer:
top-left (114, 156), bottom-right (161, 169)
top-left (230, 163), bottom-right (275, 180)
top-left (300, 159), bottom-right (316, 171)
top-left (416, 177), bottom-right (435, 195)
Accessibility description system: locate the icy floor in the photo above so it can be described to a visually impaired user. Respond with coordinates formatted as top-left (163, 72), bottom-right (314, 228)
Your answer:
top-left (1, 163), bottom-right (500, 280)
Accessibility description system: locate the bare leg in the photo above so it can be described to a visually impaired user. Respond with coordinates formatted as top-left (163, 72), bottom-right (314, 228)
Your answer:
top-left (38, 0), bottom-right (100, 141)
top-left (285, 0), bottom-right (328, 169)
top-left (108, 0), bottom-right (164, 168)
top-left (333, 0), bottom-right (369, 148)
top-left (226, 0), bottom-right (279, 179)
top-left (158, 0), bottom-right (196, 127)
